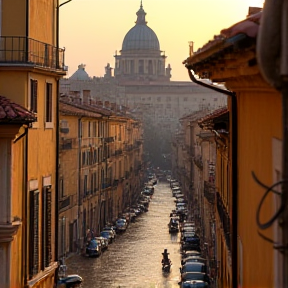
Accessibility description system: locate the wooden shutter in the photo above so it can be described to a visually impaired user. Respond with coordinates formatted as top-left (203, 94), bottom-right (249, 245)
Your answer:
top-left (41, 186), bottom-right (52, 270)
top-left (30, 79), bottom-right (38, 113)
top-left (46, 83), bottom-right (52, 122)
top-left (29, 190), bottom-right (39, 278)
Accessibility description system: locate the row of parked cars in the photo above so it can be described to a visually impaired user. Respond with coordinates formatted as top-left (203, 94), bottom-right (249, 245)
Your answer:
top-left (168, 178), bottom-right (211, 288)
top-left (179, 222), bottom-right (211, 288)
top-left (85, 180), bottom-right (154, 258)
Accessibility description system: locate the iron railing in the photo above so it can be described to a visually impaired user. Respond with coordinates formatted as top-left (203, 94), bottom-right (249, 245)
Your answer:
top-left (0, 36), bottom-right (65, 70)
top-left (216, 192), bottom-right (231, 251)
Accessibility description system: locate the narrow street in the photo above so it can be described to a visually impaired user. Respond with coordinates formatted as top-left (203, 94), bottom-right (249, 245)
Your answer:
top-left (66, 180), bottom-right (182, 288)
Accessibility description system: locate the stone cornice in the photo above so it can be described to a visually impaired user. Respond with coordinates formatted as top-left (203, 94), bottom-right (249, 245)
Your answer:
top-left (0, 221), bottom-right (21, 243)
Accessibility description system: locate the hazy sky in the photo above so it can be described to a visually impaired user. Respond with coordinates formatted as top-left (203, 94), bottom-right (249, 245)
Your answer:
top-left (59, 0), bottom-right (264, 81)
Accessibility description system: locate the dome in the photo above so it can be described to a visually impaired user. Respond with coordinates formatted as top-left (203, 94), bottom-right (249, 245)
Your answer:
top-left (121, 3), bottom-right (160, 51)
top-left (70, 64), bottom-right (90, 81)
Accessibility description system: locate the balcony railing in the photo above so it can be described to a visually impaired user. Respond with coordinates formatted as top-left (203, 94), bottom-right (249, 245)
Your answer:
top-left (216, 192), bottom-right (231, 251)
top-left (0, 36), bottom-right (65, 70)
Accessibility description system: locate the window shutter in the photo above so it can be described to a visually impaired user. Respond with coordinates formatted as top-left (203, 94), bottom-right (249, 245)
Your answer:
top-left (29, 190), bottom-right (39, 278)
top-left (30, 79), bottom-right (38, 113)
top-left (42, 186), bottom-right (52, 270)
top-left (46, 83), bottom-right (52, 122)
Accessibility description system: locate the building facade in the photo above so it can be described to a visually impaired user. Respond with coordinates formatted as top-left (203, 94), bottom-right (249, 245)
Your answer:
top-left (0, 0), bottom-right (66, 287)
top-left (183, 7), bottom-right (284, 287)
top-left (58, 95), bottom-right (144, 257)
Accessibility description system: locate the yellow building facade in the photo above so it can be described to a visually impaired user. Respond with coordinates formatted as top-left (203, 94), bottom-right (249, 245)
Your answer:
top-left (183, 8), bottom-right (282, 288)
top-left (0, 0), bottom-right (66, 287)
top-left (59, 96), bottom-right (144, 257)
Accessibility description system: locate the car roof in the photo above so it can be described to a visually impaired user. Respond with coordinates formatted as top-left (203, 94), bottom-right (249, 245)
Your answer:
top-left (183, 262), bottom-right (206, 267)
top-left (183, 256), bottom-right (206, 261)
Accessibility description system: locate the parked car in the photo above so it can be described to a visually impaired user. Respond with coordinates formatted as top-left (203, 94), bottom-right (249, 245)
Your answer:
top-left (181, 235), bottom-right (200, 252)
top-left (103, 226), bottom-right (116, 239)
top-left (180, 262), bottom-right (207, 275)
top-left (100, 230), bottom-right (114, 243)
top-left (181, 256), bottom-right (207, 265)
top-left (86, 239), bottom-right (102, 257)
top-left (115, 218), bottom-right (128, 232)
top-left (181, 272), bottom-right (210, 285)
top-left (180, 280), bottom-right (209, 288)
top-left (182, 250), bottom-right (202, 259)
top-left (95, 236), bottom-right (109, 251)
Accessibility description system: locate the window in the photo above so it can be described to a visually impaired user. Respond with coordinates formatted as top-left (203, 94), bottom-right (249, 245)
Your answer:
top-left (139, 60), bottom-right (144, 74)
top-left (42, 186), bottom-right (52, 269)
top-left (45, 83), bottom-right (52, 123)
top-left (148, 60), bottom-right (153, 75)
top-left (59, 178), bottom-right (64, 198)
top-left (29, 190), bottom-right (39, 278)
top-left (84, 175), bottom-right (88, 196)
top-left (30, 79), bottom-right (38, 113)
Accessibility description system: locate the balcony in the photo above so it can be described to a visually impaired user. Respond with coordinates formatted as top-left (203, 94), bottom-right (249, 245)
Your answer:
top-left (0, 36), bottom-right (66, 71)
top-left (59, 196), bottom-right (70, 210)
top-left (204, 181), bottom-right (215, 204)
top-left (60, 138), bottom-right (72, 150)
top-left (216, 192), bottom-right (231, 251)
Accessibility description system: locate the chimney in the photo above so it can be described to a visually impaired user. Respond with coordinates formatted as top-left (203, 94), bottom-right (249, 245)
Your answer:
top-left (83, 90), bottom-right (91, 105)
top-left (104, 101), bottom-right (111, 109)
top-left (96, 100), bottom-right (103, 107)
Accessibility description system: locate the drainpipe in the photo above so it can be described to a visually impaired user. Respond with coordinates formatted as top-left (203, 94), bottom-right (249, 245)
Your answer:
top-left (55, 78), bottom-right (60, 261)
top-left (23, 1), bottom-right (29, 285)
top-left (186, 68), bottom-right (238, 288)
top-left (23, 132), bottom-right (28, 287)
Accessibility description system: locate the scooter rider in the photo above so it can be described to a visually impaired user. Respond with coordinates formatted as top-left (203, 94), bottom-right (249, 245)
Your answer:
top-left (162, 249), bottom-right (170, 265)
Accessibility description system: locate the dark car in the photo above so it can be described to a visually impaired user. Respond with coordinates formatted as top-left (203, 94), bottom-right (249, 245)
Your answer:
top-left (180, 280), bottom-right (209, 288)
top-left (115, 218), bottom-right (128, 232)
top-left (100, 231), bottom-right (113, 243)
top-left (180, 262), bottom-right (207, 275)
top-left (103, 226), bottom-right (116, 239)
top-left (182, 250), bottom-right (202, 259)
top-left (95, 236), bottom-right (109, 251)
top-left (181, 256), bottom-right (207, 265)
top-left (181, 235), bottom-right (200, 252)
top-left (86, 239), bottom-right (101, 257)
top-left (181, 272), bottom-right (211, 285)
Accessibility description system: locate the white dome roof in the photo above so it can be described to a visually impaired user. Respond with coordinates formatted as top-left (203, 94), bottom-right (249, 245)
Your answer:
top-left (121, 3), bottom-right (160, 51)
top-left (70, 64), bottom-right (90, 81)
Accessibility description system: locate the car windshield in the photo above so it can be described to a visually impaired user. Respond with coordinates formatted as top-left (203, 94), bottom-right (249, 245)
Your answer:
top-left (182, 272), bottom-right (206, 281)
top-left (182, 263), bottom-right (205, 273)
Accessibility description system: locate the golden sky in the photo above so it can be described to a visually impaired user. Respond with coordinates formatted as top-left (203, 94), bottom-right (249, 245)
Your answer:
top-left (59, 0), bottom-right (264, 81)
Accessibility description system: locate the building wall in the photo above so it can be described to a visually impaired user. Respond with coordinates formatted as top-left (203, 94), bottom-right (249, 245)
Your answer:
top-left (237, 89), bottom-right (282, 287)
top-left (0, 0), bottom-right (63, 287)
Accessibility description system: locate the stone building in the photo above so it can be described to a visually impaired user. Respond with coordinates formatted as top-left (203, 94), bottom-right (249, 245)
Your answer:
top-left (58, 95), bottom-right (144, 256)
top-left (60, 2), bottom-right (227, 169)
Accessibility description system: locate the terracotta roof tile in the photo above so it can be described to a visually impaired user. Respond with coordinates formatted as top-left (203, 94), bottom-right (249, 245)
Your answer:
top-left (59, 99), bottom-right (112, 118)
top-left (0, 95), bottom-right (36, 124)
top-left (198, 106), bottom-right (228, 129)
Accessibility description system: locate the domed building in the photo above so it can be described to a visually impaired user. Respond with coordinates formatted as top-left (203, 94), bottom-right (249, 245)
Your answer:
top-left (70, 64), bottom-right (91, 81)
top-left (114, 2), bottom-right (171, 82)
top-left (60, 1), bottom-right (227, 169)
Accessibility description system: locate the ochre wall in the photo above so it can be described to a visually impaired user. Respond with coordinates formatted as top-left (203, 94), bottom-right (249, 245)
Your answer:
top-left (237, 89), bottom-right (282, 287)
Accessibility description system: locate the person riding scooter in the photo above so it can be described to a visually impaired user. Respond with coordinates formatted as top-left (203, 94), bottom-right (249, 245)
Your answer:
top-left (162, 249), bottom-right (171, 265)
